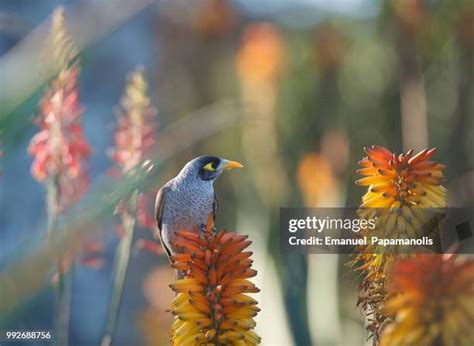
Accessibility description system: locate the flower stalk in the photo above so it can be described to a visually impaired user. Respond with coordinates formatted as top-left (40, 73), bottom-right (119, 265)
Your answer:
top-left (102, 68), bottom-right (156, 346)
top-left (101, 193), bottom-right (137, 346)
top-left (169, 216), bottom-right (261, 345)
top-left (28, 7), bottom-right (90, 345)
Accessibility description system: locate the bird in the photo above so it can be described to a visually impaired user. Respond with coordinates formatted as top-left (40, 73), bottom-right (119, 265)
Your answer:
top-left (155, 156), bottom-right (243, 262)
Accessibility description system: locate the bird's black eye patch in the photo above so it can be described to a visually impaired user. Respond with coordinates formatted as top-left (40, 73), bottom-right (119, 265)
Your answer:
top-left (202, 157), bottom-right (221, 172)
top-left (198, 156), bottom-right (221, 180)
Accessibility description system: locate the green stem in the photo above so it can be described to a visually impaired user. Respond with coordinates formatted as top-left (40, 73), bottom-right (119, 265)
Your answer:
top-left (101, 193), bottom-right (137, 346)
top-left (46, 176), bottom-right (60, 235)
top-left (57, 268), bottom-right (72, 346)
top-left (47, 176), bottom-right (71, 346)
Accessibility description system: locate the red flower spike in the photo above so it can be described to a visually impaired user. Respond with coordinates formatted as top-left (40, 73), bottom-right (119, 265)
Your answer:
top-left (28, 31), bottom-right (90, 209)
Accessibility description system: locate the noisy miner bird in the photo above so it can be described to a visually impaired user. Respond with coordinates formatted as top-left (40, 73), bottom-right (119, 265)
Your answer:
top-left (155, 156), bottom-right (243, 262)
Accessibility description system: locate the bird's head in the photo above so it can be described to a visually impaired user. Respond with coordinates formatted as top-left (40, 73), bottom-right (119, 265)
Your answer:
top-left (180, 156), bottom-right (244, 182)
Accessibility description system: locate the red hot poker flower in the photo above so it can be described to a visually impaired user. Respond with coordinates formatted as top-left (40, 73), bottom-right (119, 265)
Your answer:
top-left (28, 8), bottom-right (90, 208)
top-left (169, 217), bottom-right (261, 345)
top-left (381, 254), bottom-right (474, 346)
top-left (109, 69), bottom-right (157, 174)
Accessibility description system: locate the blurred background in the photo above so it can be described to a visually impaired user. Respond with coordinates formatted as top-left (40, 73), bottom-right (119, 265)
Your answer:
top-left (0, 0), bottom-right (473, 345)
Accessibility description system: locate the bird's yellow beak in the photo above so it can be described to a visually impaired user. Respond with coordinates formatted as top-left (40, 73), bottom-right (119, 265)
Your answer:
top-left (222, 160), bottom-right (244, 170)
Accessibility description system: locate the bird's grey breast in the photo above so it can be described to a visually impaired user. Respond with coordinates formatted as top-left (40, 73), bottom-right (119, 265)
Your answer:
top-left (161, 178), bottom-right (215, 232)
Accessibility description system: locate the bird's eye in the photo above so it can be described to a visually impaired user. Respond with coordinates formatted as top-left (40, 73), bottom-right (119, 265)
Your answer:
top-left (203, 162), bottom-right (216, 171)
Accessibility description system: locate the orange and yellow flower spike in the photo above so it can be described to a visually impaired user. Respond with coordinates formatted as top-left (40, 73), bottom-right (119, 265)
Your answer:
top-left (381, 254), bottom-right (474, 346)
top-left (352, 145), bottom-right (447, 341)
top-left (169, 217), bottom-right (261, 345)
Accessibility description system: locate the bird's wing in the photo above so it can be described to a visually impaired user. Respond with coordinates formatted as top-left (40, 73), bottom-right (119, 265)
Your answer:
top-left (213, 192), bottom-right (218, 222)
top-left (155, 185), bottom-right (172, 259)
